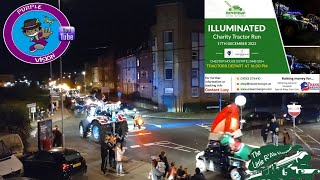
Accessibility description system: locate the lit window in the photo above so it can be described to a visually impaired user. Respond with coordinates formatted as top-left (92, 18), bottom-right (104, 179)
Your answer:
top-left (137, 72), bottom-right (140, 80)
top-left (137, 59), bottom-right (140, 67)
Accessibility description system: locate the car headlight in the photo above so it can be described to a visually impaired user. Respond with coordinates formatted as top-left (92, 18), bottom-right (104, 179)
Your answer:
top-left (133, 108), bottom-right (136, 111)
top-left (283, 114), bottom-right (287, 117)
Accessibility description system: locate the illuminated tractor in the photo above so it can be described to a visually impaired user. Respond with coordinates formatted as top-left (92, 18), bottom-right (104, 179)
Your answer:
top-left (79, 103), bottom-right (128, 143)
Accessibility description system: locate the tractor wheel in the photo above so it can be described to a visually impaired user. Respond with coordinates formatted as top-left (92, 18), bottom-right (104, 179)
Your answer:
top-left (90, 121), bottom-right (102, 143)
top-left (79, 122), bottom-right (88, 138)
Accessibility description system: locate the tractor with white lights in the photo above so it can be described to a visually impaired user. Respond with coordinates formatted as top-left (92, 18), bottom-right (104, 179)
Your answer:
top-left (79, 101), bottom-right (128, 143)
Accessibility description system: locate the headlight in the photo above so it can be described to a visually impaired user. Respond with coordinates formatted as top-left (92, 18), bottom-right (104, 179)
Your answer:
top-left (133, 108), bottom-right (136, 111)
top-left (283, 114), bottom-right (287, 117)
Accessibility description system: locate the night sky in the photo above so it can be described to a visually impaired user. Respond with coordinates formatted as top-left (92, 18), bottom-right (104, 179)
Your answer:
top-left (0, 0), bottom-right (203, 80)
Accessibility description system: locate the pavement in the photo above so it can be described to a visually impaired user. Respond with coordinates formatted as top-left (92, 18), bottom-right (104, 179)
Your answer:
top-left (26, 107), bottom-right (320, 180)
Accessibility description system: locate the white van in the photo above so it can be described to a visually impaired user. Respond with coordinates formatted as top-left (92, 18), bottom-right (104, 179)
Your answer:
top-left (0, 134), bottom-right (24, 177)
top-left (0, 133), bottom-right (24, 158)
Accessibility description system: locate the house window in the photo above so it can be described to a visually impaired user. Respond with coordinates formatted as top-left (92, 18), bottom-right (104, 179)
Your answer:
top-left (137, 72), bottom-right (140, 80)
top-left (165, 69), bottom-right (173, 80)
top-left (137, 59), bottom-right (140, 67)
top-left (192, 51), bottom-right (198, 61)
top-left (192, 32), bottom-right (199, 42)
top-left (192, 50), bottom-right (198, 68)
top-left (192, 69), bottom-right (199, 86)
top-left (192, 70), bottom-right (198, 78)
top-left (152, 53), bottom-right (156, 63)
top-left (164, 31), bottom-right (173, 43)
top-left (192, 87), bottom-right (199, 97)
top-left (152, 38), bottom-right (156, 46)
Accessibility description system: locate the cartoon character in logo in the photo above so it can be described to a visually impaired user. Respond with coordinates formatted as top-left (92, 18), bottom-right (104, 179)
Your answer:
top-left (22, 18), bottom-right (52, 52)
top-left (300, 82), bottom-right (310, 91)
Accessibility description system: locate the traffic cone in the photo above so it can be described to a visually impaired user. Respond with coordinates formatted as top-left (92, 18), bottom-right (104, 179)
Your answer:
top-left (209, 103), bottom-right (243, 140)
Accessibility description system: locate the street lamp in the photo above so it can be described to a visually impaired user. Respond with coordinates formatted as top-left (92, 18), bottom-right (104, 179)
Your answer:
top-left (82, 71), bottom-right (86, 95)
top-left (235, 95), bottom-right (246, 129)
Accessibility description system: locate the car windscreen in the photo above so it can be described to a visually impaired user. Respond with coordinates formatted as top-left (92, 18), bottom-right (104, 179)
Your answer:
top-left (0, 140), bottom-right (12, 159)
top-left (64, 151), bottom-right (82, 162)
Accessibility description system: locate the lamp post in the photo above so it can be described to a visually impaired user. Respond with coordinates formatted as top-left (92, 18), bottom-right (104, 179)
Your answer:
top-left (82, 71), bottom-right (86, 95)
top-left (235, 95), bottom-right (246, 129)
top-left (58, 0), bottom-right (65, 148)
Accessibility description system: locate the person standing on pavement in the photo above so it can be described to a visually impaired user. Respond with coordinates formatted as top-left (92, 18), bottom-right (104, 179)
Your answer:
top-left (115, 142), bottom-right (126, 176)
top-left (100, 136), bottom-right (108, 175)
top-left (159, 151), bottom-right (169, 178)
top-left (116, 134), bottom-right (124, 149)
top-left (167, 162), bottom-right (177, 180)
top-left (149, 157), bottom-right (164, 180)
top-left (190, 168), bottom-right (206, 180)
top-left (270, 118), bottom-right (279, 143)
top-left (52, 125), bottom-right (62, 147)
top-left (107, 135), bottom-right (116, 169)
top-left (273, 127), bottom-right (280, 146)
top-left (261, 123), bottom-right (270, 144)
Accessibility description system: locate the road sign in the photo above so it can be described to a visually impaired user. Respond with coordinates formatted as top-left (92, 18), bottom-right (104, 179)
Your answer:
top-left (287, 103), bottom-right (301, 117)
top-left (31, 107), bottom-right (36, 113)
top-left (102, 86), bottom-right (110, 93)
top-left (26, 103), bottom-right (36, 108)
top-left (118, 92), bottom-right (122, 97)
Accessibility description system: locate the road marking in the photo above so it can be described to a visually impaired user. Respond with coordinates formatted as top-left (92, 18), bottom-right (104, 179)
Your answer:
top-left (247, 144), bottom-right (260, 148)
top-left (164, 141), bottom-right (201, 152)
top-left (143, 143), bottom-right (155, 146)
top-left (196, 124), bottom-right (211, 131)
top-left (130, 145), bottom-right (141, 148)
top-left (296, 127), bottom-right (304, 133)
top-left (295, 133), bottom-right (313, 152)
top-left (298, 134), bottom-right (308, 137)
top-left (307, 134), bottom-right (320, 145)
top-left (146, 123), bottom-right (162, 128)
top-left (127, 132), bottom-right (151, 137)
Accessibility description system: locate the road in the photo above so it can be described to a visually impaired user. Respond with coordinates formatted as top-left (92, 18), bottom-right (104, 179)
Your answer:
top-left (28, 111), bottom-right (320, 180)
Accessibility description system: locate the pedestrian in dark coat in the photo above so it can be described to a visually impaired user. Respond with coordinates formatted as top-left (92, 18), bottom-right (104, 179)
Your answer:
top-left (159, 151), bottom-right (169, 178)
top-left (190, 168), bottom-right (206, 180)
top-left (52, 125), bottom-right (62, 147)
top-left (106, 136), bottom-right (115, 169)
top-left (270, 118), bottom-right (279, 143)
top-left (261, 123), bottom-right (270, 144)
top-left (100, 136), bottom-right (108, 175)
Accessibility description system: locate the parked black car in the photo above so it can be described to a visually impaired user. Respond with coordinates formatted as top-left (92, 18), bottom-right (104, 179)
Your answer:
top-left (243, 111), bottom-right (274, 129)
top-left (284, 107), bottom-right (320, 124)
top-left (287, 55), bottom-right (311, 74)
top-left (23, 148), bottom-right (87, 180)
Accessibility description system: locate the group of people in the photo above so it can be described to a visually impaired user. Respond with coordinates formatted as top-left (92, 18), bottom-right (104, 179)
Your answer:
top-left (261, 118), bottom-right (292, 146)
top-left (149, 151), bottom-right (206, 180)
top-left (100, 133), bottom-right (127, 176)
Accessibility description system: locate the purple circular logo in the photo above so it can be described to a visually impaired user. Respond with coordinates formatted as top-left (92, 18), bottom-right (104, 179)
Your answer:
top-left (3, 3), bottom-right (70, 64)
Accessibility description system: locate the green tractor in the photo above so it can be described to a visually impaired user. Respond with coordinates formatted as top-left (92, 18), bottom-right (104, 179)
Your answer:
top-left (275, 2), bottom-right (318, 38)
top-left (225, 1), bottom-right (242, 11)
